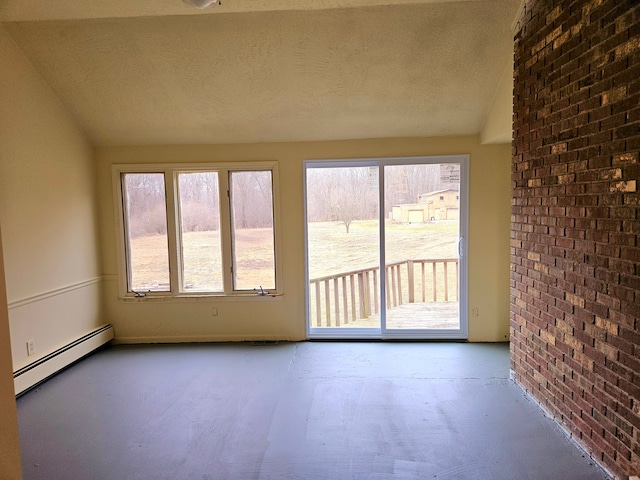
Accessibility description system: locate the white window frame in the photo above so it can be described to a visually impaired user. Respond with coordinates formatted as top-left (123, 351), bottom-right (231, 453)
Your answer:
top-left (304, 155), bottom-right (469, 340)
top-left (112, 162), bottom-right (282, 300)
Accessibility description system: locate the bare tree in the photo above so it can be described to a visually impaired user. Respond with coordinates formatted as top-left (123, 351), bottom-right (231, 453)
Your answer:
top-left (306, 169), bottom-right (334, 222)
top-left (331, 167), bottom-right (377, 233)
top-left (306, 166), bottom-right (378, 231)
top-left (178, 172), bottom-right (220, 232)
top-left (230, 171), bottom-right (273, 229)
top-left (124, 173), bottom-right (168, 237)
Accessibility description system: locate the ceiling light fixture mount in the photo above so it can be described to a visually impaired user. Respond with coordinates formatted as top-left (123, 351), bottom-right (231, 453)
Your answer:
top-left (182, 0), bottom-right (221, 8)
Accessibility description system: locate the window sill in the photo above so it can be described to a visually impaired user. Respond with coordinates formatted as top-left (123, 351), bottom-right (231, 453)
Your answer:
top-left (118, 293), bottom-right (284, 303)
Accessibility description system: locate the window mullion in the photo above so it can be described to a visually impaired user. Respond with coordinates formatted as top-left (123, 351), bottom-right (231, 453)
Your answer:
top-left (120, 174), bottom-right (135, 293)
top-left (165, 170), bottom-right (181, 294)
top-left (218, 170), bottom-right (234, 294)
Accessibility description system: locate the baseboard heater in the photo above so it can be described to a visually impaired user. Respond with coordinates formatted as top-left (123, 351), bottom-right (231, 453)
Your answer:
top-left (14, 324), bottom-right (114, 396)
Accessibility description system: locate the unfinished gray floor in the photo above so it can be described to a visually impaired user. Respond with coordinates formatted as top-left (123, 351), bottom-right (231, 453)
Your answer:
top-left (17, 342), bottom-right (609, 480)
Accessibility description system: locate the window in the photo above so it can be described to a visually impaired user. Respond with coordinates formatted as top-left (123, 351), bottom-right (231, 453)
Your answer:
top-left (122, 173), bottom-right (171, 292)
top-left (439, 196), bottom-right (444, 201)
top-left (114, 162), bottom-right (280, 297)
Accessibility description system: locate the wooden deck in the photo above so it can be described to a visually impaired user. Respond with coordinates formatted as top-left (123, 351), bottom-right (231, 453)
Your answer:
top-left (336, 301), bottom-right (459, 329)
top-left (309, 258), bottom-right (459, 329)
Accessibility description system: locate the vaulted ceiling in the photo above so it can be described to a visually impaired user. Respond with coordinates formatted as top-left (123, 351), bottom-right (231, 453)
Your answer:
top-left (1, 0), bottom-right (520, 145)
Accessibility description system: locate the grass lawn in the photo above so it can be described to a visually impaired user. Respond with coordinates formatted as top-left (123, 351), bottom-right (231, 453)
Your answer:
top-left (129, 220), bottom-right (459, 291)
top-left (307, 220), bottom-right (458, 278)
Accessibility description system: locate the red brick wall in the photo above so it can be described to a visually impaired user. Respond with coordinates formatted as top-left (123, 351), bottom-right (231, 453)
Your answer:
top-left (510, 1), bottom-right (640, 478)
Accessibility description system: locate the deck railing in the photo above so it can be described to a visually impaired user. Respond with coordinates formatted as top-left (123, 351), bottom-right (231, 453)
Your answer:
top-left (309, 258), bottom-right (458, 328)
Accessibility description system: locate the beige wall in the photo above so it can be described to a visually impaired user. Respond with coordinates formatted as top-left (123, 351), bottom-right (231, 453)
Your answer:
top-left (0, 25), bottom-right (103, 370)
top-left (97, 136), bottom-right (511, 342)
top-left (480, 60), bottom-right (513, 145)
top-left (0, 226), bottom-right (22, 480)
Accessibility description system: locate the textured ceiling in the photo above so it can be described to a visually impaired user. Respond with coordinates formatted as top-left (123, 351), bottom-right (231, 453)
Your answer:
top-left (2, 0), bottom-right (519, 145)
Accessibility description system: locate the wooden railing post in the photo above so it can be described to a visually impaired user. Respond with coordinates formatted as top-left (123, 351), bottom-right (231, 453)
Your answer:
top-left (407, 260), bottom-right (414, 303)
top-left (324, 280), bottom-right (331, 326)
top-left (421, 262), bottom-right (426, 302)
top-left (391, 266), bottom-right (397, 307)
top-left (432, 262), bottom-right (437, 301)
top-left (396, 265), bottom-right (403, 305)
top-left (341, 277), bottom-right (348, 325)
top-left (363, 271), bottom-right (371, 318)
top-left (350, 274), bottom-right (356, 322)
top-left (373, 269), bottom-right (379, 314)
top-left (314, 281), bottom-right (321, 327)
top-left (357, 272), bottom-right (366, 319)
top-left (443, 261), bottom-right (449, 302)
top-left (333, 277), bottom-right (340, 326)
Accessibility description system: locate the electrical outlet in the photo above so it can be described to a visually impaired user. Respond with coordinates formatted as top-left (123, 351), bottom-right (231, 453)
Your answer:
top-left (212, 307), bottom-right (218, 316)
top-left (26, 339), bottom-right (35, 356)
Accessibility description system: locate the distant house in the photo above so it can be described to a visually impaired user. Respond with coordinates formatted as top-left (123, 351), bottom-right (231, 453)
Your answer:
top-left (391, 188), bottom-right (459, 223)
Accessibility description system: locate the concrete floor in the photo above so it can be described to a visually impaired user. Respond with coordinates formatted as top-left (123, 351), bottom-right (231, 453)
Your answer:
top-left (17, 342), bottom-right (610, 480)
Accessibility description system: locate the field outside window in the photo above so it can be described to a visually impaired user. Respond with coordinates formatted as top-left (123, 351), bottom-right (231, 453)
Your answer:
top-left (116, 163), bottom-right (278, 297)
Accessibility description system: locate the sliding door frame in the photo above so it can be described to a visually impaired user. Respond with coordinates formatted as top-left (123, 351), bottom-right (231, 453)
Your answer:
top-left (304, 155), bottom-right (469, 340)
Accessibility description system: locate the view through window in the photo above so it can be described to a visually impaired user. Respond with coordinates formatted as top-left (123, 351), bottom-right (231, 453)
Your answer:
top-left (122, 173), bottom-right (170, 292)
top-left (305, 157), bottom-right (466, 338)
top-left (119, 165), bottom-right (277, 296)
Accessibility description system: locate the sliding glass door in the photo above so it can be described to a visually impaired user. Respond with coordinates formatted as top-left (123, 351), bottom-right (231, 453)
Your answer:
top-left (305, 156), bottom-right (468, 339)
top-left (305, 163), bottom-right (381, 332)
